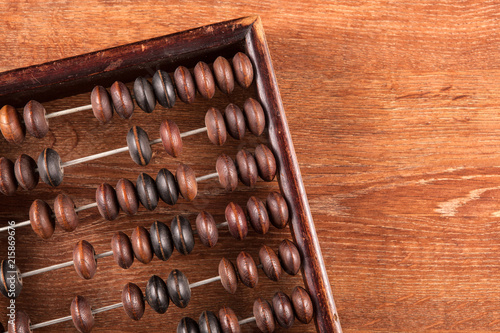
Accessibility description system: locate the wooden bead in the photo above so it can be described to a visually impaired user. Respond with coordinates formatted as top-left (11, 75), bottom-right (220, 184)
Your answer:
top-left (266, 192), bottom-right (289, 229)
top-left (232, 52), bottom-right (254, 88)
top-left (70, 295), bottom-right (95, 333)
top-left (29, 199), bottom-right (55, 239)
top-left (73, 240), bottom-right (97, 280)
top-left (218, 257), bottom-right (238, 294)
top-left (111, 231), bottom-right (134, 269)
top-left (127, 125), bottom-right (152, 166)
top-left (115, 178), bottom-right (139, 215)
top-left (178, 317), bottom-right (200, 333)
top-left (122, 282), bottom-right (145, 321)
top-left (146, 275), bottom-right (169, 314)
top-left (23, 100), bottom-right (48, 138)
top-left (176, 164), bottom-right (197, 201)
top-left (0, 157), bottom-right (17, 195)
top-left (95, 183), bottom-right (119, 220)
top-left (253, 298), bottom-right (275, 333)
top-left (14, 154), bottom-right (38, 191)
top-left (174, 66), bottom-right (196, 104)
top-left (133, 76), bottom-right (156, 113)
top-left (0, 260), bottom-right (22, 299)
top-left (205, 107), bottom-right (227, 146)
top-left (247, 196), bottom-right (270, 235)
top-left (255, 144), bottom-right (277, 181)
top-left (152, 70), bottom-right (176, 108)
top-left (156, 168), bottom-right (179, 205)
top-left (224, 103), bottom-right (246, 140)
top-left (236, 251), bottom-right (258, 288)
top-left (160, 119), bottom-right (183, 157)
top-left (272, 291), bottom-right (294, 329)
top-left (216, 154), bottom-right (238, 192)
top-left (235, 149), bottom-right (258, 187)
top-left (136, 172), bottom-right (159, 211)
top-left (243, 98), bottom-right (266, 136)
top-left (198, 311), bottom-right (221, 333)
top-left (219, 306), bottom-right (241, 333)
top-left (213, 56), bottom-right (234, 95)
top-left (291, 286), bottom-right (314, 324)
top-left (54, 193), bottom-right (78, 232)
top-left (259, 245), bottom-right (281, 282)
top-left (90, 85), bottom-right (114, 124)
top-left (225, 202), bottom-right (248, 240)
top-left (195, 211), bottom-right (218, 247)
top-left (110, 81), bottom-right (134, 119)
top-left (37, 148), bottom-right (64, 187)
top-left (171, 215), bottom-right (195, 255)
top-left (150, 220), bottom-right (174, 261)
top-left (278, 239), bottom-right (301, 276)
top-left (8, 310), bottom-right (31, 333)
top-left (194, 61), bottom-right (215, 99)
top-left (167, 269), bottom-right (191, 308)
top-left (0, 105), bottom-right (25, 144)
top-left (131, 226), bottom-right (153, 264)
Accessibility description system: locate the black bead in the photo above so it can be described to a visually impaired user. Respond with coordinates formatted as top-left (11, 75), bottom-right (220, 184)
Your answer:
top-left (171, 215), bottom-right (194, 255)
top-left (198, 311), bottom-right (221, 333)
top-left (152, 70), bottom-right (176, 108)
top-left (133, 76), bottom-right (156, 113)
top-left (136, 173), bottom-right (159, 211)
top-left (156, 168), bottom-right (179, 205)
top-left (37, 148), bottom-right (64, 187)
top-left (127, 126), bottom-right (152, 166)
top-left (167, 269), bottom-right (191, 308)
top-left (177, 317), bottom-right (200, 333)
top-left (145, 275), bottom-right (169, 314)
top-left (150, 221), bottom-right (174, 261)
top-left (0, 260), bottom-right (22, 299)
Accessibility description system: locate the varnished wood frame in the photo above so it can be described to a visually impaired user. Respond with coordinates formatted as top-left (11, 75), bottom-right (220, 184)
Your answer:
top-left (0, 16), bottom-right (341, 333)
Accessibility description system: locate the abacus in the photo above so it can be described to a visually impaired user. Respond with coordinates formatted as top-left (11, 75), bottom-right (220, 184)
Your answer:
top-left (0, 16), bottom-right (340, 332)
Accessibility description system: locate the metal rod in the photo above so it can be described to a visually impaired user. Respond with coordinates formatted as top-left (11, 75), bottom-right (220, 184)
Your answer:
top-left (0, 220), bottom-right (30, 232)
top-left (45, 104), bottom-right (93, 119)
top-left (239, 316), bottom-right (256, 325)
top-left (196, 172), bottom-right (218, 182)
top-left (189, 275), bottom-right (221, 289)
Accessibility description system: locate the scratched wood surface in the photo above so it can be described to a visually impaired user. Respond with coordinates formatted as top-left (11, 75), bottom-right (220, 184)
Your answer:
top-left (1, 1), bottom-right (500, 332)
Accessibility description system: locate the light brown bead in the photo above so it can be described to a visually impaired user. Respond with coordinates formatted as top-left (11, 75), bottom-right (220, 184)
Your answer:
top-left (254, 298), bottom-right (275, 333)
top-left (8, 310), bottom-right (31, 333)
top-left (54, 193), bottom-right (79, 232)
top-left (236, 149), bottom-right (258, 187)
top-left (0, 157), bottom-right (17, 196)
top-left (213, 56), bottom-right (234, 94)
top-left (73, 240), bottom-right (97, 280)
top-left (243, 98), bottom-right (266, 136)
top-left (196, 211), bottom-right (218, 247)
top-left (0, 105), bottom-right (25, 144)
top-left (91, 85), bottom-right (114, 124)
top-left (291, 286), bottom-right (314, 324)
top-left (224, 103), bottom-right (246, 140)
top-left (266, 192), bottom-right (289, 229)
top-left (219, 306), bottom-right (241, 333)
top-left (115, 178), bottom-right (139, 215)
top-left (131, 226), bottom-right (153, 264)
top-left (110, 81), bottom-right (134, 119)
top-left (71, 295), bottom-right (95, 333)
top-left (216, 154), bottom-right (238, 192)
top-left (194, 61), bottom-right (215, 99)
top-left (122, 282), bottom-right (145, 321)
top-left (176, 164), bottom-right (197, 201)
top-left (272, 291), bottom-right (295, 329)
top-left (232, 52), bottom-right (254, 88)
top-left (174, 66), bottom-right (196, 104)
top-left (14, 154), bottom-right (39, 191)
top-left (247, 196), bottom-right (270, 235)
top-left (95, 183), bottom-right (119, 220)
top-left (23, 100), bottom-right (48, 138)
top-left (236, 251), bottom-right (258, 288)
top-left (259, 245), bottom-right (282, 282)
top-left (160, 119), bottom-right (183, 157)
top-left (278, 239), bottom-right (301, 276)
top-left (205, 107), bottom-right (227, 146)
top-left (29, 199), bottom-right (55, 239)
top-left (219, 257), bottom-right (238, 294)
top-left (111, 231), bottom-right (134, 269)
top-left (225, 202), bottom-right (248, 240)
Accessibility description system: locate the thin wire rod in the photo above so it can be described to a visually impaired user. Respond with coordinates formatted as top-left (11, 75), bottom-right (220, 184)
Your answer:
top-left (75, 202), bottom-right (98, 213)
top-left (189, 275), bottom-right (221, 289)
top-left (239, 316), bottom-right (256, 325)
top-left (45, 104), bottom-right (93, 119)
top-left (196, 172), bottom-right (218, 182)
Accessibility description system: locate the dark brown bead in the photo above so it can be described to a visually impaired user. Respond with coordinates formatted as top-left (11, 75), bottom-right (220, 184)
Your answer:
top-left (8, 310), bottom-right (31, 333)
top-left (122, 282), bottom-right (145, 321)
top-left (259, 245), bottom-right (281, 282)
top-left (205, 107), bottom-right (227, 146)
top-left (174, 66), bottom-right (196, 104)
top-left (177, 317), bottom-right (200, 333)
top-left (146, 275), bottom-right (169, 314)
top-left (111, 231), bottom-right (134, 269)
top-left (160, 119), bottom-right (183, 157)
top-left (115, 178), bottom-right (139, 215)
top-left (176, 164), bottom-right (197, 201)
top-left (232, 52), bottom-right (254, 89)
top-left (91, 85), bottom-right (114, 124)
top-left (37, 148), bottom-right (64, 187)
top-left (255, 144), bottom-right (277, 181)
top-left (219, 306), bottom-right (241, 333)
top-left (152, 70), bottom-right (176, 108)
top-left (218, 257), bottom-right (238, 294)
top-left (71, 295), bottom-right (95, 333)
top-left (156, 168), bottom-right (179, 205)
top-left (0, 260), bottom-right (22, 299)
top-left (236, 251), bottom-right (258, 288)
top-left (136, 172), bottom-right (159, 211)
top-left (54, 193), bottom-right (78, 232)
top-left (247, 196), bottom-right (270, 235)
top-left (236, 149), bottom-right (258, 187)
top-left (14, 154), bottom-right (38, 191)
top-left (278, 239), bottom-right (301, 276)
top-left (225, 202), bottom-right (248, 240)
top-left (0, 157), bottom-right (17, 195)
top-left (95, 183), bottom-right (119, 220)
top-left (0, 105), bottom-right (25, 144)
top-left (167, 269), bottom-right (191, 308)
top-left (253, 298), bottom-right (275, 333)
top-left (194, 61), bottom-right (215, 99)
top-left (213, 56), bottom-right (234, 95)
top-left (216, 154), bottom-right (238, 192)
top-left (73, 240), bottom-right (97, 280)
top-left (198, 311), bottom-right (221, 333)
top-left (266, 192), bottom-right (289, 229)
top-left (195, 211), bottom-right (218, 247)
top-left (243, 98), bottom-right (266, 136)
top-left (150, 220), bottom-right (174, 261)
top-left (127, 125), bottom-right (152, 166)
top-left (110, 81), bottom-right (134, 119)
top-left (224, 103), bottom-right (246, 140)
top-left (131, 226), bottom-right (153, 264)
top-left (29, 199), bottom-right (55, 239)
top-left (134, 76), bottom-right (156, 113)
top-left (291, 286), bottom-right (314, 324)
top-left (272, 291), bottom-right (294, 329)
top-left (171, 215), bottom-right (195, 255)
top-left (23, 100), bottom-right (48, 138)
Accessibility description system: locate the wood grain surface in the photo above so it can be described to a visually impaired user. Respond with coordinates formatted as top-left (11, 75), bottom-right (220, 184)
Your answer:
top-left (1, 1), bottom-right (500, 332)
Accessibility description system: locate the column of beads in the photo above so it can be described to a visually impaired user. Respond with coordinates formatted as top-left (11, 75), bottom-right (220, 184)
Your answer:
top-left (0, 52), bottom-right (254, 144)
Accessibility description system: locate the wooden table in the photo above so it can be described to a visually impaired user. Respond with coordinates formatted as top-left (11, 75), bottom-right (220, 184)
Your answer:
top-left (1, 1), bottom-right (499, 332)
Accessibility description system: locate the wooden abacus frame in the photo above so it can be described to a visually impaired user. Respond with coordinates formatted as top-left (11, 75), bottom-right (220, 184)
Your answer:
top-left (0, 16), bottom-right (340, 333)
